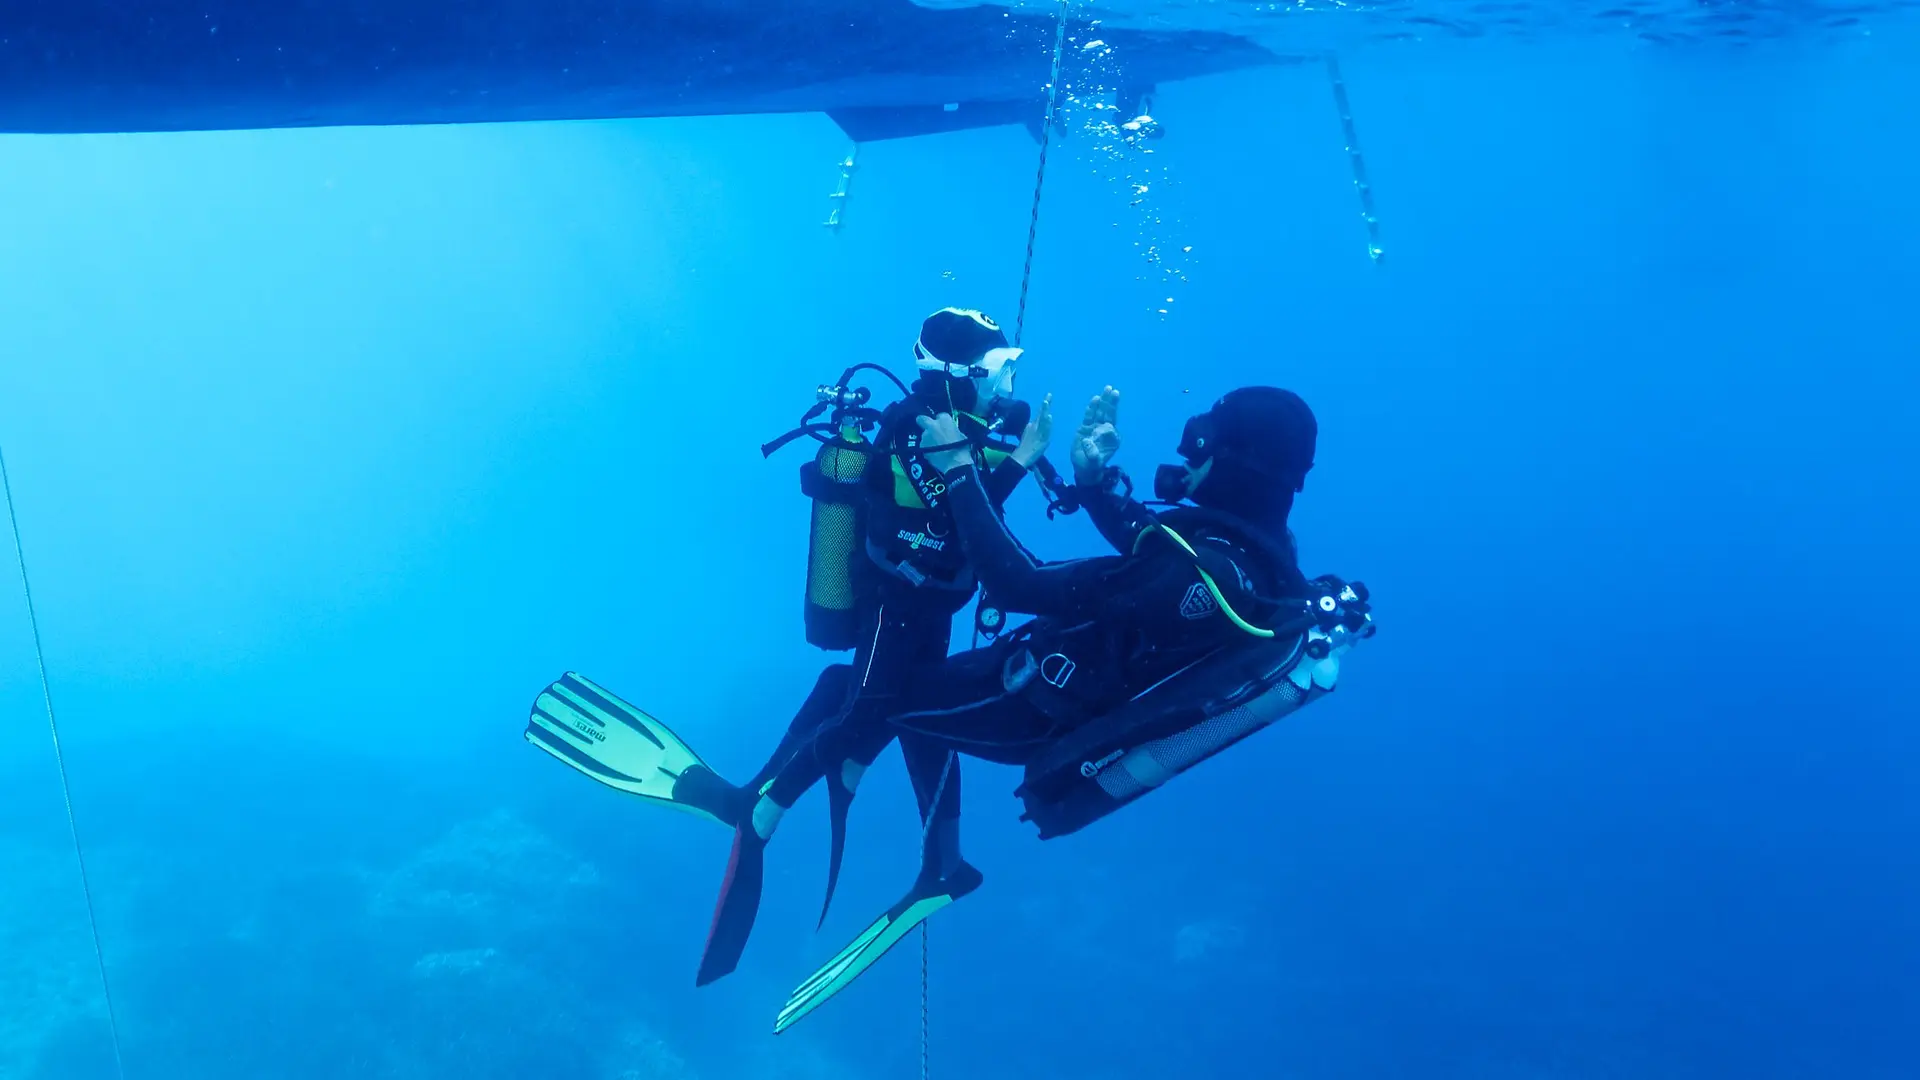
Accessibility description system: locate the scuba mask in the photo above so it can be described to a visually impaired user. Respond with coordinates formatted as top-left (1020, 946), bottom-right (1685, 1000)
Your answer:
top-left (912, 309), bottom-right (1022, 402)
top-left (967, 346), bottom-right (1021, 402)
top-left (913, 342), bottom-right (1021, 419)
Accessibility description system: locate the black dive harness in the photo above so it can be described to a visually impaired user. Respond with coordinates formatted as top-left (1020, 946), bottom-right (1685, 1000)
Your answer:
top-left (989, 467), bottom-right (1373, 721)
top-left (766, 364), bottom-right (1086, 643)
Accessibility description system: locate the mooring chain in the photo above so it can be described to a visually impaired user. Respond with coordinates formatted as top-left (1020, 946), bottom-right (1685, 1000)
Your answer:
top-left (1324, 56), bottom-right (1385, 263)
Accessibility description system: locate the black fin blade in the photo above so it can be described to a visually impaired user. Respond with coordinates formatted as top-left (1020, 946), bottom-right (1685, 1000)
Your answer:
top-left (817, 775), bottom-right (855, 929)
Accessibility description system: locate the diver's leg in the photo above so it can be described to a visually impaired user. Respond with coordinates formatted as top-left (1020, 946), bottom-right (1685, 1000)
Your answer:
top-left (797, 604), bottom-right (950, 925)
top-left (888, 648), bottom-right (1059, 766)
top-left (886, 645), bottom-right (1030, 880)
top-left (744, 662), bottom-right (857, 794)
top-left (699, 607), bottom-right (910, 981)
top-left (900, 735), bottom-right (964, 879)
top-left (892, 701), bottom-right (1059, 765)
top-left (824, 605), bottom-right (952, 773)
top-left (758, 653), bottom-right (1010, 1024)
top-left (697, 612), bottom-right (880, 986)
top-left (761, 601), bottom-right (937, 806)
top-left (800, 608), bottom-right (974, 879)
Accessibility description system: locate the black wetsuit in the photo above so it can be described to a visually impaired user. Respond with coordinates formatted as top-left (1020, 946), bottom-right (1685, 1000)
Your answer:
top-left (747, 382), bottom-right (1028, 852)
top-left (766, 458), bottom-right (1307, 878)
top-left (696, 385), bottom-right (1035, 986)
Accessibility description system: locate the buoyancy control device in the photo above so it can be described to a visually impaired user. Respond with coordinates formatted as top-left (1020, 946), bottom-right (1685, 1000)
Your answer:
top-left (1015, 576), bottom-right (1375, 839)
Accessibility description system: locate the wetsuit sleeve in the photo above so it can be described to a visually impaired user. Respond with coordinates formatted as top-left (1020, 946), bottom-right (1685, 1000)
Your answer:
top-left (984, 456), bottom-right (1029, 509)
top-left (1082, 480), bottom-right (1156, 555)
top-left (940, 463), bottom-right (1122, 619)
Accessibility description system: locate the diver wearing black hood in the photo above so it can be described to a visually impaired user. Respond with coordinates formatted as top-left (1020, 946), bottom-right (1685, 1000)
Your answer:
top-left (519, 381), bottom-right (1368, 1031)
top-left (718, 383), bottom-right (1345, 1030)
top-left (1150, 385), bottom-right (1317, 548)
top-left (881, 383), bottom-right (1320, 749)
top-left (749, 383), bottom-right (1319, 814)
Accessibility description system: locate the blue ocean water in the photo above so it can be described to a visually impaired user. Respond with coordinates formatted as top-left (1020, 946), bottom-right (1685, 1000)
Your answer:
top-left (3, 8), bottom-right (1917, 1080)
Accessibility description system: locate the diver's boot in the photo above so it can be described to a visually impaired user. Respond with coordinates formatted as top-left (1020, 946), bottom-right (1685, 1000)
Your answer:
top-left (672, 765), bottom-right (752, 828)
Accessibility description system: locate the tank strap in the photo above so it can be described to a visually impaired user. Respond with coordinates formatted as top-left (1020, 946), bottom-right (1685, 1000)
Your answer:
top-left (799, 460), bottom-right (868, 505)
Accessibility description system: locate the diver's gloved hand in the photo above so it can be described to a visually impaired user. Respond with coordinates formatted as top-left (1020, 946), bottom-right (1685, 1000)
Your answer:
top-left (1010, 393), bottom-right (1054, 469)
top-left (1073, 385), bottom-right (1123, 485)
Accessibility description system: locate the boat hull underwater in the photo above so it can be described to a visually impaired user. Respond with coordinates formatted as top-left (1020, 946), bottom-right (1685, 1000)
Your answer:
top-left (0, 0), bottom-right (1285, 139)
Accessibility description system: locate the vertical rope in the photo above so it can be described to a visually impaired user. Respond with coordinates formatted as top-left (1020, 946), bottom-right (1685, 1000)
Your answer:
top-left (921, 4), bottom-right (1073, 1076)
top-left (915, 750), bottom-right (955, 1080)
top-left (1, 445), bottom-right (129, 1080)
top-left (1013, 0), bottom-right (1074, 349)
top-left (919, 924), bottom-right (931, 1080)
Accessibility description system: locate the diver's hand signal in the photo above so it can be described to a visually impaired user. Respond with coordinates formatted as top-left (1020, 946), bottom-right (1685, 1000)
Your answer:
top-left (1081, 385), bottom-right (1120, 431)
top-left (1073, 385), bottom-right (1122, 485)
top-left (1012, 393), bottom-right (1054, 469)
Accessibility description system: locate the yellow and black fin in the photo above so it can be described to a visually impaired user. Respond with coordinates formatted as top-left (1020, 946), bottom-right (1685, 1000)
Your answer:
top-left (773, 862), bottom-right (984, 1034)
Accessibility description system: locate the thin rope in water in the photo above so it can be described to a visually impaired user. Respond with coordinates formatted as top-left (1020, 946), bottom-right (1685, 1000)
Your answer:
top-left (919, 900), bottom-right (932, 1080)
top-left (915, 750), bottom-right (956, 1080)
top-left (1012, 0), bottom-right (1074, 350)
top-left (1, 445), bottom-right (129, 1080)
top-left (919, 6), bottom-right (1072, 1076)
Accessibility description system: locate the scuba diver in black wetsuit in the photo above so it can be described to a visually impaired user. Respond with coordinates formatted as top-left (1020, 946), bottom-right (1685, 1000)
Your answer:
top-left (524, 308), bottom-right (1061, 984)
top-left (748, 383), bottom-right (1373, 1032)
top-left (521, 380), bottom-right (1373, 1031)
top-left (760, 387), bottom-right (1317, 788)
top-left (697, 307), bottom-right (1060, 985)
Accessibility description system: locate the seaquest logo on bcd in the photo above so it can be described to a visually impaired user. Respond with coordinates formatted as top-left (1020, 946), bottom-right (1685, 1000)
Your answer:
top-left (898, 529), bottom-right (946, 552)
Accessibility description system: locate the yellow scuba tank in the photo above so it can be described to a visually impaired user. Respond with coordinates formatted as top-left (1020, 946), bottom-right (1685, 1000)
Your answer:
top-left (762, 363), bottom-right (911, 652)
top-left (800, 417), bottom-right (871, 651)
